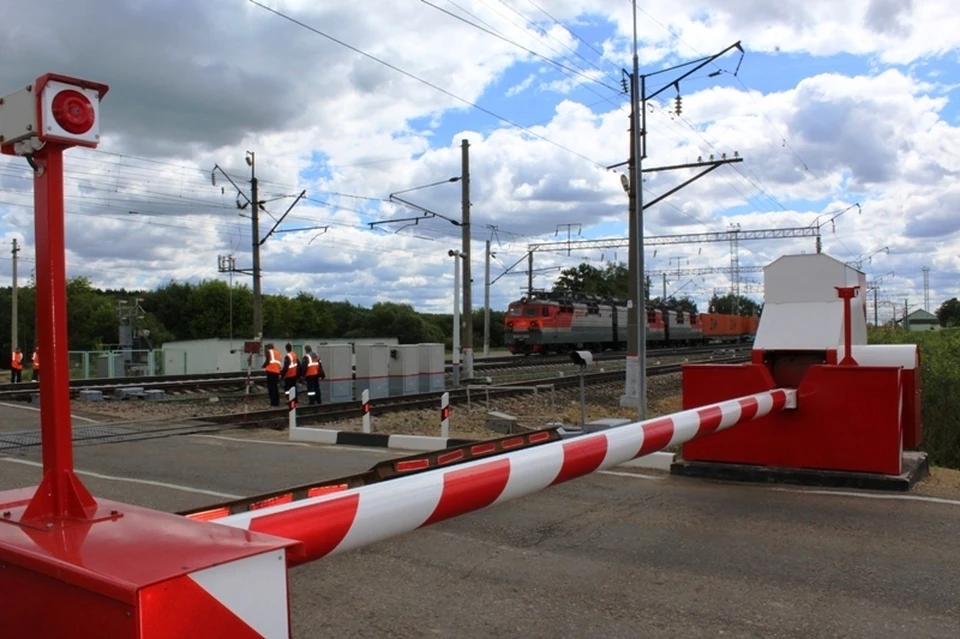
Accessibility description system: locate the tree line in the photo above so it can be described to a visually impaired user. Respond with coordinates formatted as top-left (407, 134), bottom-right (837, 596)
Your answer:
top-left (0, 278), bottom-right (507, 354)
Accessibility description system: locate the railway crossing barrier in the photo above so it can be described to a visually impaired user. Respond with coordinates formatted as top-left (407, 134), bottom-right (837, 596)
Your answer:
top-left (0, 73), bottom-right (929, 637)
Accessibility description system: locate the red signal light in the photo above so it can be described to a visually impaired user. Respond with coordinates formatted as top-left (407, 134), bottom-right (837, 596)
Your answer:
top-left (51, 89), bottom-right (95, 135)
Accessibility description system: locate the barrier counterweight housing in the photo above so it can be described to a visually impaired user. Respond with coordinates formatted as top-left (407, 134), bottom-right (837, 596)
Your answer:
top-left (212, 388), bottom-right (796, 565)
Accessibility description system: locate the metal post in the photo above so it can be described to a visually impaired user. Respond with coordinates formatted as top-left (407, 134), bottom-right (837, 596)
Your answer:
top-left (874, 287), bottom-right (878, 327)
top-left (11, 238), bottom-right (19, 355)
top-left (440, 391), bottom-right (450, 438)
top-left (527, 251), bottom-right (533, 295)
top-left (622, 0), bottom-right (647, 419)
top-left (452, 252), bottom-right (461, 387)
top-left (578, 365), bottom-right (586, 428)
top-left (250, 152), bottom-right (263, 343)
top-left (461, 139), bottom-right (473, 380)
top-left (662, 272), bottom-right (667, 300)
top-left (20, 145), bottom-right (97, 522)
top-left (361, 389), bottom-right (371, 433)
top-left (483, 239), bottom-right (491, 358)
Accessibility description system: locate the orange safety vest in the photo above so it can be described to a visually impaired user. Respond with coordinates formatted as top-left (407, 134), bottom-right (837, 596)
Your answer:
top-left (304, 353), bottom-right (320, 377)
top-left (31, 351), bottom-right (38, 370)
top-left (265, 348), bottom-right (282, 374)
top-left (11, 352), bottom-right (22, 370)
top-left (283, 351), bottom-right (299, 378)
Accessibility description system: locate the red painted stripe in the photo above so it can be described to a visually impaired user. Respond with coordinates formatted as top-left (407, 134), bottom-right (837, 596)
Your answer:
top-left (552, 435), bottom-right (608, 485)
top-left (634, 418), bottom-right (675, 458)
top-left (248, 493), bottom-right (360, 563)
top-left (770, 389), bottom-right (787, 411)
top-left (437, 449), bottom-right (465, 465)
top-left (423, 459), bottom-right (510, 526)
top-left (471, 443), bottom-right (497, 455)
top-left (528, 431), bottom-right (551, 443)
top-left (696, 405), bottom-right (724, 435)
top-left (738, 396), bottom-right (759, 422)
top-left (396, 459), bottom-right (431, 472)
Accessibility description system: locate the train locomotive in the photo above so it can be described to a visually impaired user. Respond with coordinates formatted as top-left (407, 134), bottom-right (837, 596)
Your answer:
top-left (503, 290), bottom-right (758, 355)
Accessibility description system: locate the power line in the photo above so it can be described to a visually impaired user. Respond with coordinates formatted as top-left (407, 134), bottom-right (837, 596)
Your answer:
top-left (246, 0), bottom-right (610, 170)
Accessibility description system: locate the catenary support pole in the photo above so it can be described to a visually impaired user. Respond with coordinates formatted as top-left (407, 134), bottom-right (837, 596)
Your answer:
top-left (250, 152), bottom-right (263, 343)
top-left (11, 238), bottom-right (19, 355)
top-left (212, 388), bottom-right (797, 566)
top-left (452, 252), bottom-right (461, 387)
top-left (461, 139), bottom-right (473, 380)
top-left (484, 239), bottom-right (491, 358)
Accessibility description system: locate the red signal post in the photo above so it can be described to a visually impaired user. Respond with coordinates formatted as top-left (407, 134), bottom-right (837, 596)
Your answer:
top-left (0, 73), bottom-right (295, 638)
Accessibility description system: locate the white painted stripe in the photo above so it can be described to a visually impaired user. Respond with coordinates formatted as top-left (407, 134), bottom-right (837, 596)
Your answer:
top-left (191, 434), bottom-right (312, 447)
top-left (493, 443), bottom-right (562, 506)
top-left (0, 456), bottom-right (242, 499)
top-left (598, 470), bottom-right (663, 480)
top-left (771, 487), bottom-right (960, 506)
top-left (287, 426), bottom-right (338, 445)
top-left (188, 548), bottom-right (289, 639)
top-left (388, 434), bottom-right (450, 452)
top-left (600, 419), bottom-right (646, 470)
top-left (0, 401), bottom-right (100, 423)
top-left (616, 451), bottom-right (674, 471)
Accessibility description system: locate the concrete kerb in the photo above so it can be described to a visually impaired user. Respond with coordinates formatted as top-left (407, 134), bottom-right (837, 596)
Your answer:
top-left (287, 423), bottom-right (676, 471)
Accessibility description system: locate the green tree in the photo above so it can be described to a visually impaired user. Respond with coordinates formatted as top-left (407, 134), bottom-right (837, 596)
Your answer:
top-left (707, 293), bottom-right (761, 316)
top-left (936, 298), bottom-right (960, 327)
top-left (551, 261), bottom-right (649, 300)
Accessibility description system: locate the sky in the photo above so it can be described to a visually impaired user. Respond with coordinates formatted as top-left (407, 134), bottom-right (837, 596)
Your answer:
top-left (1, 0), bottom-right (958, 326)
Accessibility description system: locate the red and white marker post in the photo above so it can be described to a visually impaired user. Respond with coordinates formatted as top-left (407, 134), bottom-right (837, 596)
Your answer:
top-left (361, 389), bottom-right (371, 433)
top-left (440, 391), bottom-right (450, 438)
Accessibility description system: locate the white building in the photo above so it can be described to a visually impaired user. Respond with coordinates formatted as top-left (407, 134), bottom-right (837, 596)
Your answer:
top-left (161, 336), bottom-right (398, 375)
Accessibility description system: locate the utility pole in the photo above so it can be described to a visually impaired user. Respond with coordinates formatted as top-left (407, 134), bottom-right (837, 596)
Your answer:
top-left (248, 151), bottom-right (262, 342)
top-left (461, 139), bottom-right (473, 380)
top-left (527, 252), bottom-right (534, 295)
top-left (449, 250), bottom-right (463, 387)
top-left (623, 0), bottom-right (647, 418)
top-left (11, 239), bottom-right (19, 354)
top-left (484, 239), bottom-right (491, 358)
top-left (556, 223), bottom-right (582, 256)
top-left (923, 266), bottom-right (930, 312)
top-left (662, 273), bottom-right (667, 300)
top-left (729, 223), bottom-right (741, 315)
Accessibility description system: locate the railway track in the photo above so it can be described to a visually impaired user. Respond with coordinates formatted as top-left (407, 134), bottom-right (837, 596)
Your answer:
top-left (0, 343), bottom-right (748, 402)
top-left (203, 354), bottom-right (751, 430)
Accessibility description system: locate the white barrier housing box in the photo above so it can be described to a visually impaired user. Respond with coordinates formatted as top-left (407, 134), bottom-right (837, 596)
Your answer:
top-left (754, 253), bottom-right (867, 351)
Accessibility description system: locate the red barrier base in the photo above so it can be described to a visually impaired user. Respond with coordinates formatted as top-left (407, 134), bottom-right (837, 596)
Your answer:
top-left (0, 487), bottom-right (295, 638)
top-left (676, 362), bottom-right (911, 481)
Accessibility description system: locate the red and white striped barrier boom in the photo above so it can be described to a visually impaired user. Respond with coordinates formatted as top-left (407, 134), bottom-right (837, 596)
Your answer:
top-left (212, 388), bottom-right (796, 566)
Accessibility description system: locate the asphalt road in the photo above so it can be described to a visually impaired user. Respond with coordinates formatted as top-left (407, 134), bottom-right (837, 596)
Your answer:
top-left (1, 404), bottom-right (958, 638)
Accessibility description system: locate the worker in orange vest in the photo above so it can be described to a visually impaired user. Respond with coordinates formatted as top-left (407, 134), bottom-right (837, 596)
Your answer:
top-left (262, 342), bottom-right (282, 406)
top-left (280, 343), bottom-right (299, 395)
top-left (10, 347), bottom-right (23, 383)
top-left (31, 347), bottom-right (39, 383)
top-left (298, 345), bottom-right (326, 405)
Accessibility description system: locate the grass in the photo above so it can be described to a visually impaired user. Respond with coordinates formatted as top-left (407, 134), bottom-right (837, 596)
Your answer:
top-left (868, 327), bottom-right (960, 470)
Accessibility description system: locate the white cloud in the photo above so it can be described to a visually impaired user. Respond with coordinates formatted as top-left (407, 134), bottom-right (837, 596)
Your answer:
top-left (0, 0), bottom-right (958, 330)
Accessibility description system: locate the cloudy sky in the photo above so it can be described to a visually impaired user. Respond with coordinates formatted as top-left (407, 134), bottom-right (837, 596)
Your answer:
top-left (1, 0), bottom-right (957, 324)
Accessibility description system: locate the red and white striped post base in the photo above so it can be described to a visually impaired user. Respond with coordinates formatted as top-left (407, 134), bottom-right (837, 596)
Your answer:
top-left (212, 388), bottom-right (796, 565)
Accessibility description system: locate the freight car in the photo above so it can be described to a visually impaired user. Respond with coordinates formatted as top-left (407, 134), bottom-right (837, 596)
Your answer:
top-left (503, 291), bottom-right (757, 355)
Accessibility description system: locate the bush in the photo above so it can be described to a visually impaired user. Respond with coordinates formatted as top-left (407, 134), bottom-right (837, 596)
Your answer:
top-left (867, 327), bottom-right (960, 469)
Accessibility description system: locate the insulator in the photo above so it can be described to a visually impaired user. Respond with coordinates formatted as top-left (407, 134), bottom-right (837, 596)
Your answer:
top-left (674, 94), bottom-right (682, 115)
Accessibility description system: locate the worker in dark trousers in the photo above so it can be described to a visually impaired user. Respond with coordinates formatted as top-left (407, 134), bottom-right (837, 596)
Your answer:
top-left (262, 343), bottom-right (282, 406)
top-left (299, 345), bottom-right (326, 405)
top-left (280, 343), bottom-right (299, 395)
top-left (10, 347), bottom-right (23, 383)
